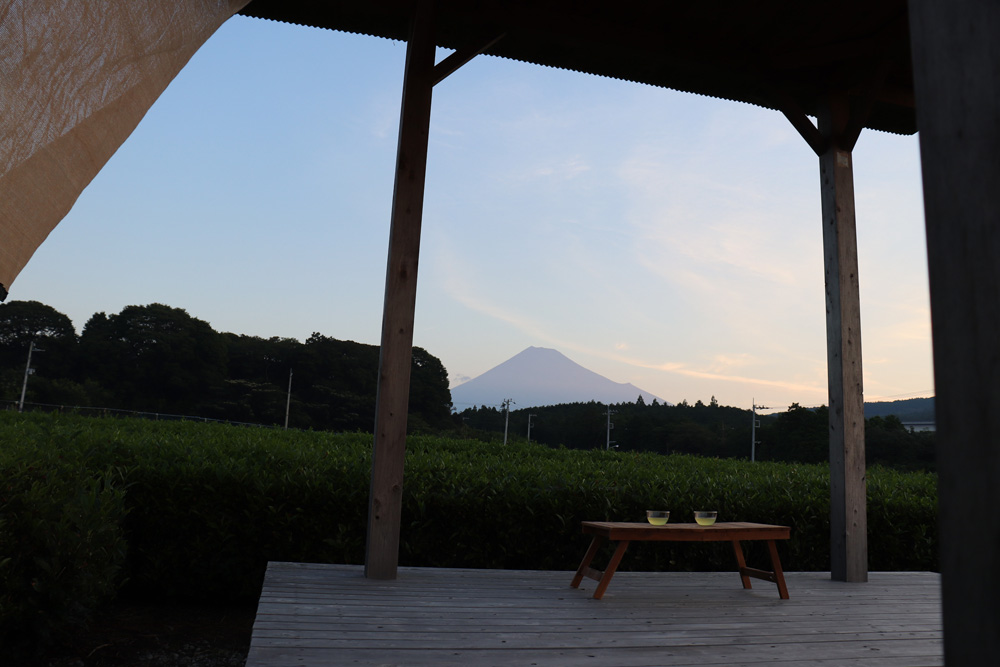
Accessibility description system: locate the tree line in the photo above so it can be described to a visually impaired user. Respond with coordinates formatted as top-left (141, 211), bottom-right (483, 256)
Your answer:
top-left (458, 397), bottom-right (936, 472)
top-left (2, 299), bottom-right (935, 470)
top-left (0, 300), bottom-right (453, 432)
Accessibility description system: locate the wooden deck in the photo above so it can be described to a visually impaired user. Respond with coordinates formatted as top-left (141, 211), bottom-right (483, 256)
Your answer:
top-left (247, 562), bottom-right (942, 667)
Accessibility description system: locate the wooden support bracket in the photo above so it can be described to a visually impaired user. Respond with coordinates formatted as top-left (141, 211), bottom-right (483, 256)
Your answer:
top-left (772, 89), bottom-right (828, 156)
top-left (772, 58), bottom-right (892, 156)
top-left (432, 32), bottom-right (506, 86)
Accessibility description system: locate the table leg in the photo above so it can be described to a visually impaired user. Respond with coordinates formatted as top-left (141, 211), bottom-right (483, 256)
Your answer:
top-left (732, 540), bottom-right (753, 590)
top-left (767, 539), bottom-right (790, 600)
top-left (593, 540), bottom-right (630, 600)
top-left (571, 536), bottom-right (606, 588)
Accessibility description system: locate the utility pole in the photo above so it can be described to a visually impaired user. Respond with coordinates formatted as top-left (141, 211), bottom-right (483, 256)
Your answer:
top-left (18, 341), bottom-right (42, 412)
top-left (284, 369), bottom-right (293, 429)
top-left (605, 404), bottom-right (617, 450)
top-left (527, 413), bottom-right (537, 442)
top-left (751, 399), bottom-right (770, 461)
top-left (502, 398), bottom-right (515, 445)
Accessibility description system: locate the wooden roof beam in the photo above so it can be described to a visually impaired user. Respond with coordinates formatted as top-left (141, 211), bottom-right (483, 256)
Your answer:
top-left (841, 60), bottom-right (894, 152)
top-left (764, 10), bottom-right (909, 71)
top-left (869, 84), bottom-right (915, 109)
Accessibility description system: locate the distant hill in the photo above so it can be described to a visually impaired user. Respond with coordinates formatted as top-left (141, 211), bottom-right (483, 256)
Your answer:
top-left (864, 397), bottom-right (935, 421)
top-left (451, 347), bottom-right (665, 410)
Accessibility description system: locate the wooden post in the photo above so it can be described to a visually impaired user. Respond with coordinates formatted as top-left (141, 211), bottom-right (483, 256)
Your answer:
top-left (909, 1), bottom-right (1000, 662)
top-left (365, 0), bottom-right (436, 580)
top-left (818, 94), bottom-right (868, 583)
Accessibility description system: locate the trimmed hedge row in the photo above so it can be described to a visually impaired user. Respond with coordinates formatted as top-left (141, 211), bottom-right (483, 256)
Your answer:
top-left (398, 437), bottom-right (938, 574)
top-left (0, 418), bottom-right (128, 656)
top-left (1, 412), bottom-right (939, 649)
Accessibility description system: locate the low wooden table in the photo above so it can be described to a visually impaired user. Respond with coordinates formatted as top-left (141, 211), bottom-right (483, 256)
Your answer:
top-left (570, 521), bottom-right (791, 600)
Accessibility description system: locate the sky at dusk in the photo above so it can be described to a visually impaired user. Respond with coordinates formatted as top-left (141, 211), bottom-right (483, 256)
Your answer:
top-left (10, 15), bottom-right (934, 413)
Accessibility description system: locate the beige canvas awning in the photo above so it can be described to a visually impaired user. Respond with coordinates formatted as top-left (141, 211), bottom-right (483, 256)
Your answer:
top-left (0, 0), bottom-right (249, 299)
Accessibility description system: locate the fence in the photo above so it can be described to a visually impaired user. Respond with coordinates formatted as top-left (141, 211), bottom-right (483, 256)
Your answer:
top-left (1, 399), bottom-right (279, 430)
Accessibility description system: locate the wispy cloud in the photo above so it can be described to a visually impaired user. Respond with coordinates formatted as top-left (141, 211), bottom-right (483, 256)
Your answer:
top-left (626, 356), bottom-right (827, 397)
top-left (617, 149), bottom-right (815, 295)
top-left (869, 304), bottom-right (932, 343)
top-left (515, 156), bottom-right (591, 181)
top-left (434, 240), bottom-right (580, 349)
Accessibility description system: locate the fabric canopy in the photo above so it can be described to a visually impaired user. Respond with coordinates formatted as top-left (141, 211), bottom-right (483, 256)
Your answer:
top-left (0, 0), bottom-right (249, 300)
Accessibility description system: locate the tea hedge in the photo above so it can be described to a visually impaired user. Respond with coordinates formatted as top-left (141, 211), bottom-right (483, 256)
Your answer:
top-left (1, 411), bottom-right (938, 648)
top-left (0, 418), bottom-right (128, 658)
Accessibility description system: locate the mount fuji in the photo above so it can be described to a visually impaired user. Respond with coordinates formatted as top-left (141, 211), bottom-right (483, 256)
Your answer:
top-left (450, 347), bottom-right (666, 410)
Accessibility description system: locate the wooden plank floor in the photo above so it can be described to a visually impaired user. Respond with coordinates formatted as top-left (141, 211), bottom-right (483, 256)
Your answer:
top-left (247, 562), bottom-right (942, 667)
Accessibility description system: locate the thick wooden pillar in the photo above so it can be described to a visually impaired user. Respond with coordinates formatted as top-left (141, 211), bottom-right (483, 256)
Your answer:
top-left (909, 1), bottom-right (1000, 663)
top-left (365, 0), bottom-right (436, 580)
top-left (818, 95), bottom-right (868, 583)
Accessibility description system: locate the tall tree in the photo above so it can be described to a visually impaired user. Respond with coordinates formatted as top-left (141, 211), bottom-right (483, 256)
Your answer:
top-left (0, 301), bottom-right (78, 403)
top-left (408, 346), bottom-right (453, 430)
top-left (79, 304), bottom-right (227, 413)
top-left (0, 300), bottom-right (77, 368)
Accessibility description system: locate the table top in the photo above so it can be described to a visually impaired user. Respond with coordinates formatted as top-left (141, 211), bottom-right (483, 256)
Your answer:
top-left (581, 521), bottom-right (791, 541)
